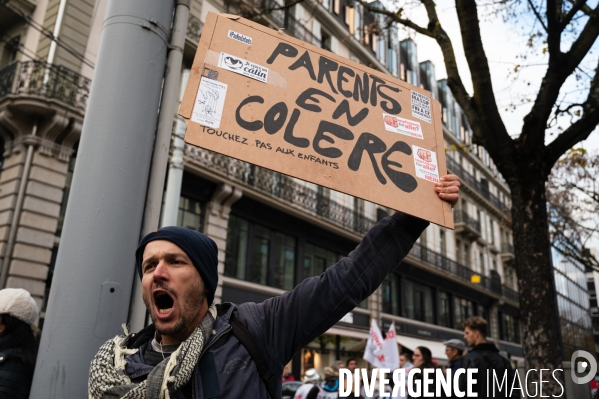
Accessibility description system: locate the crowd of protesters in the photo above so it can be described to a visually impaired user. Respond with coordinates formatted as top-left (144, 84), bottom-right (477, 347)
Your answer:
top-left (292, 316), bottom-right (519, 399)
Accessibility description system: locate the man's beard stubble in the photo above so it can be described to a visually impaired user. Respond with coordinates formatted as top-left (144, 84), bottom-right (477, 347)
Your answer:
top-left (142, 279), bottom-right (206, 337)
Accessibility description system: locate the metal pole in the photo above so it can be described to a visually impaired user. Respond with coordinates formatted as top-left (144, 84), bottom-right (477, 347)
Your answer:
top-left (29, 0), bottom-right (175, 397)
top-left (0, 124), bottom-right (36, 289)
top-left (160, 69), bottom-right (190, 227)
top-left (127, 0), bottom-right (190, 333)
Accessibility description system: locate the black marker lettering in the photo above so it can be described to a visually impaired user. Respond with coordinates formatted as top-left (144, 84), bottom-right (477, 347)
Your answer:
top-left (296, 88), bottom-right (336, 112)
top-left (264, 102), bottom-right (288, 134)
top-left (284, 108), bottom-right (309, 148)
top-left (332, 100), bottom-right (369, 127)
top-left (289, 51), bottom-right (316, 81)
top-left (353, 73), bottom-right (369, 104)
top-left (378, 84), bottom-right (401, 114)
top-left (236, 96), bottom-right (264, 131)
top-left (337, 66), bottom-right (355, 98)
top-left (266, 43), bottom-right (298, 64)
top-left (312, 121), bottom-right (354, 159)
top-left (317, 56), bottom-right (339, 94)
top-left (382, 141), bottom-right (418, 192)
top-left (369, 75), bottom-right (385, 107)
top-left (347, 133), bottom-right (387, 184)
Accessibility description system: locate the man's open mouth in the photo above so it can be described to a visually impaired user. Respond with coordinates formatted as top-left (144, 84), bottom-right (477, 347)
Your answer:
top-left (153, 290), bottom-right (175, 315)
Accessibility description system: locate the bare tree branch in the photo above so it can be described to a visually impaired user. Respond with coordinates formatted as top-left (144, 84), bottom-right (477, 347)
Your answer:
top-left (546, 58), bottom-right (599, 170)
top-left (561, 0), bottom-right (590, 28)
top-left (527, 0), bottom-right (549, 33)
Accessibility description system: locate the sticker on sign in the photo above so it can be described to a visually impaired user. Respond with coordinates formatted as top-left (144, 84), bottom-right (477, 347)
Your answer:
top-left (412, 145), bottom-right (440, 183)
top-left (383, 114), bottom-right (424, 139)
top-left (411, 91), bottom-right (432, 123)
top-left (191, 77), bottom-right (228, 129)
top-left (228, 30), bottom-right (252, 45)
top-left (218, 52), bottom-right (268, 83)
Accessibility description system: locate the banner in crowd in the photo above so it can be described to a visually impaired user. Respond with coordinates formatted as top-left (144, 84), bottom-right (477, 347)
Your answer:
top-left (364, 320), bottom-right (399, 369)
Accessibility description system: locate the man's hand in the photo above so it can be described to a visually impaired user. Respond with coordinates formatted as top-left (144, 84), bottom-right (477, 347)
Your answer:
top-left (435, 174), bottom-right (460, 208)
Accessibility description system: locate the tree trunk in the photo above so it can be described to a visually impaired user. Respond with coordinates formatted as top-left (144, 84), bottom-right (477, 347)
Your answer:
top-left (509, 167), bottom-right (566, 398)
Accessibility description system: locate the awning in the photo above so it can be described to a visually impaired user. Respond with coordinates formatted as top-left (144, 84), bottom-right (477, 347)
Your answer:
top-left (396, 335), bottom-right (448, 361)
top-left (325, 326), bottom-right (370, 340)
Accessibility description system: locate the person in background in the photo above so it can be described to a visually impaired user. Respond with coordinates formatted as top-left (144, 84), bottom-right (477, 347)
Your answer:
top-left (443, 339), bottom-right (465, 374)
top-left (409, 346), bottom-right (437, 395)
top-left (306, 365), bottom-right (341, 399)
top-left (399, 352), bottom-right (414, 370)
top-left (283, 364), bottom-right (295, 382)
top-left (459, 317), bottom-right (515, 398)
top-left (344, 358), bottom-right (363, 398)
top-left (294, 369), bottom-right (321, 399)
top-left (0, 288), bottom-right (40, 399)
top-left (442, 339), bottom-right (465, 399)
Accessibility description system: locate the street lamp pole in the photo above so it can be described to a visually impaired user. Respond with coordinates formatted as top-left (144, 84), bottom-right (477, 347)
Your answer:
top-left (29, 0), bottom-right (175, 397)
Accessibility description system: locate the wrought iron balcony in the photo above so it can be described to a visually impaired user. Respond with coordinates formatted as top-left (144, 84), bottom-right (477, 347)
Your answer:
top-left (454, 209), bottom-right (481, 240)
top-left (186, 14), bottom-right (204, 44)
top-left (501, 242), bottom-right (515, 263)
top-left (446, 156), bottom-right (510, 216)
top-left (0, 60), bottom-right (90, 111)
top-left (408, 242), bottom-right (519, 302)
top-left (184, 146), bottom-right (377, 234)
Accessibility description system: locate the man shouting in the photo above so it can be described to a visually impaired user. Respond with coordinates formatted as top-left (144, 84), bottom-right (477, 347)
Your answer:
top-left (89, 175), bottom-right (460, 399)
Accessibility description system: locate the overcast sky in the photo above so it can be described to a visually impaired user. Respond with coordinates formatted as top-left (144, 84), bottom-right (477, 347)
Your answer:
top-left (392, 0), bottom-right (599, 151)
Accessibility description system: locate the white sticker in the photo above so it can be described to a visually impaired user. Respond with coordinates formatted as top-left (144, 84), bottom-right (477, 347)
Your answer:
top-left (218, 52), bottom-right (268, 83)
top-left (191, 77), bottom-right (228, 128)
top-left (228, 30), bottom-right (252, 45)
top-left (412, 145), bottom-right (440, 183)
top-left (411, 91), bottom-right (432, 123)
top-left (383, 114), bottom-right (424, 139)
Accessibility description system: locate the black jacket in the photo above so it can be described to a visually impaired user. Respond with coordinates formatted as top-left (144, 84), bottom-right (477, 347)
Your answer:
top-left (0, 348), bottom-right (33, 399)
top-left (102, 212), bottom-right (428, 399)
top-left (460, 343), bottom-right (515, 398)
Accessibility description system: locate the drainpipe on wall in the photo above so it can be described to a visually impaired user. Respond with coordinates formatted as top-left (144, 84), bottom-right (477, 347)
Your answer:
top-left (0, 123), bottom-right (37, 289)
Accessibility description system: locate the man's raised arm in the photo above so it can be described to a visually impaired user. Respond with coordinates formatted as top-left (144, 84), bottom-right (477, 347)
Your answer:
top-left (239, 175), bottom-right (460, 368)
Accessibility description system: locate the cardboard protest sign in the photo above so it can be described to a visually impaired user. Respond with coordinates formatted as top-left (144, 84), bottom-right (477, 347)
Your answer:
top-left (180, 12), bottom-right (454, 228)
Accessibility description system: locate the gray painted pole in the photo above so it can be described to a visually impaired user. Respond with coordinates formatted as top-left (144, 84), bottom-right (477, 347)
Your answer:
top-left (160, 69), bottom-right (190, 227)
top-left (29, 0), bottom-right (175, 397)
top-left (128, 0), bottom-right (191, 334)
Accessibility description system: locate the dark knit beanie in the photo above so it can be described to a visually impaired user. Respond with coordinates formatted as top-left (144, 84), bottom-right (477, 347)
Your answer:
top-left (135, 226), bottom-right (219, 305)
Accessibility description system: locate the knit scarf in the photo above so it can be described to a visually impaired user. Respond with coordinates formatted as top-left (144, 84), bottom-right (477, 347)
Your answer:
top-left (88, 305), bottom-right (217, 399)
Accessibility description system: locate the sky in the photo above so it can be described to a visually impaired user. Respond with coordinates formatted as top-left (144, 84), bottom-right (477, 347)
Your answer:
top-left (389, 0), bottom-right (599, 151)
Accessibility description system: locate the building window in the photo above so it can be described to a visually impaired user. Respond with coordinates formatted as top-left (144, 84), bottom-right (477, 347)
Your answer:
top-left (499, 313), bottom-right (520, 343)
top-left (273, 232), bottom-right (296, 290)
top-left (454, 297), bottom-right (474, 326)
top-left (177, 196), bottom-right (204, 231)
top-left (224, 215), bottom-right (249, 280)
top-left (250, 224), bottom-right (271, 285)
top-left (304, 242), bottom-right (340, 279)
top-left (382, 275), bottom-right (399, 316)
top-left (405, 279), bottom-right (434, 324)
top-left (439, 291), bottom-right (452, 328)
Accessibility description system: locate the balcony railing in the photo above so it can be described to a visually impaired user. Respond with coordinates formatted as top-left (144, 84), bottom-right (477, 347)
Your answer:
top-left (0, 60), bottom-right (90, 111)
top-left (446, 156), bottom-right (509, 216)
top-left (502, 243), bottom-right (514, 254)
top-left (454, 209), bottom-right (481, 233)
top-left (185, 146), bottom-right (377, 234)
top-left (187, 14), bottom-right (204, 44)
top-left (408, 242), bottom-right (519, 302)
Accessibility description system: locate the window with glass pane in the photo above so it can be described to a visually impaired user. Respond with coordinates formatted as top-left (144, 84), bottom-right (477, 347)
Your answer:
top-left (177, 196), bottom-right (204, 231)
top-left (382, 275), bottom-right (399, 315)
top-left (439, 292), bottom-right (451, 327)
top-left (273, 232), bottom-right (296, 290)
top-left (224, 215), bottom-right (248, 280)
top-left (304, 243), bottom-right (338, 279)
top-left (405, 280), bottom-right (434, 323)
top-left (250, 225), bottom-right (270, 285)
